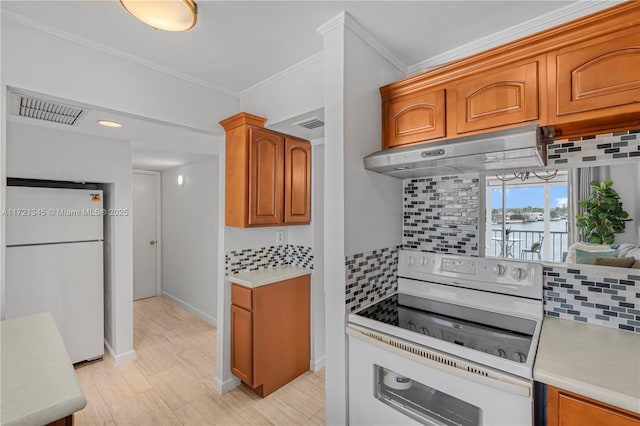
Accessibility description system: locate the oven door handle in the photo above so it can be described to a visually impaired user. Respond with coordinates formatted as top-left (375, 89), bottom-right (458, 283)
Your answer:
top-left (347, 325), bottom-right (531, 397)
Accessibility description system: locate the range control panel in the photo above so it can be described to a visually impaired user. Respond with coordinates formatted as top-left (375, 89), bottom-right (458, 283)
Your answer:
top-left (398, 250), bottom-right (542, 300)
top-left (441, 258), bottom-right (476, 275)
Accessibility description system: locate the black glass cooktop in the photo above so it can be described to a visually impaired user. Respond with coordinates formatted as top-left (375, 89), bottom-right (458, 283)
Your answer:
top-left (354, 293), bottom-right (536, 363)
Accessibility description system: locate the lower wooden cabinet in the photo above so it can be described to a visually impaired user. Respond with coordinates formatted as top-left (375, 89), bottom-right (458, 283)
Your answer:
top-left (45, 414), bottom-right (74, 426)
top-left (547, 385), bottom-right (640, 426)
top-left (230, 275), bottom-right (310, 397)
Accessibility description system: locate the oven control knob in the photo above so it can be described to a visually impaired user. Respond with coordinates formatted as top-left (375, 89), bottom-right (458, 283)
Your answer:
top-left (511, 267), bottom-right (527, 281)
top-left (421, 327), bottom-right (430, 336)
top-left (406, 256), bottom-right (415, 266)
top-left (408, 321), bottom-right (416, 331)
top-left (492, 264), bottom-right (506, 276)
top-left (492, 348), bottom-right (507, 358)
top-left (512, 351), bottom-right (527, 363)
top-left (420, 257), bottom-right (428, 266)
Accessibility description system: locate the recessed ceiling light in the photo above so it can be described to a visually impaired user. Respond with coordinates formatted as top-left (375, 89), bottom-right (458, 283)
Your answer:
top-left (97, 120), bottom-right (122, 128)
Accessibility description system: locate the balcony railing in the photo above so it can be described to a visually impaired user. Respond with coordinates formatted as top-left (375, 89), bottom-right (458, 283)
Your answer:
top-left (489, 229), bottom-right (568, 262)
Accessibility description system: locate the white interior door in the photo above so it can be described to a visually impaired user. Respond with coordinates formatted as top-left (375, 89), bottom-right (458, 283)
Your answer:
top-left (133, 172), bottom-right (160, 300)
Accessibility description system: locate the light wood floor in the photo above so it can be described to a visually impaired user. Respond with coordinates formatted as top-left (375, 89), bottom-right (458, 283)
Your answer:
top-left (74, 296), bottom-right (326, 425)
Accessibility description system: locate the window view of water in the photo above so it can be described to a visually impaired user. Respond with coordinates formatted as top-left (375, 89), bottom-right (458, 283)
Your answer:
top-left (486, 172), bottom-right (569, 262)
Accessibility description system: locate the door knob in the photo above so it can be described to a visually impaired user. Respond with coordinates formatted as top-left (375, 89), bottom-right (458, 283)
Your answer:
top-left (149, 240), bottom-right (157, 245)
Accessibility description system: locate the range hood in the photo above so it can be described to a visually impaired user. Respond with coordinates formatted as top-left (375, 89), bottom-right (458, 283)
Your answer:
top-left (364, 125), bottom-right (553, 179)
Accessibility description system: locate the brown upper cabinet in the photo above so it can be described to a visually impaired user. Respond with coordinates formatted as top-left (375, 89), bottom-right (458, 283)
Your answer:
top-left (220, 112), bottom-right (311, 227)
top-left (382, 87), bottom-right (446, 149)
top-left (379, 2), bottom-right (640, 149)
top-left (454, 58), bottom-right (542, 134)
top-left (248, 127), bottom-right (284, 226)
top-left (284, 138), bottom-right (312, 224)
top-left (549, 27), bottom-right (640, 125)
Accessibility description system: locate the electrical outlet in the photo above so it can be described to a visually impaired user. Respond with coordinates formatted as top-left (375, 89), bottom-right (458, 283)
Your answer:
top-left (276, 231), bottom-right (284, 245)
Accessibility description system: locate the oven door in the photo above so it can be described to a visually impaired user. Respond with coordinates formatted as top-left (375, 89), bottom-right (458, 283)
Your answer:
top-left (348, 325), bottom-right (533, 426)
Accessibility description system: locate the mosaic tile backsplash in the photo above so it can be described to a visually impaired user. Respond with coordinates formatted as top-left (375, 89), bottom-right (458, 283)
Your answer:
top-left (225, 245), bottom-right (313, 276)
top-left (403, 175), bottom-right (479, 255)
top-left (394, 128), bottom-right (639, 332)
top-left (543, 128), bottom-right (639, 333)
top-left (346, 246), bottom-right (399, 313)
top-left (547, 129), bottom-right (640, 166)
top-left (544, 265), bottom-right (640, 334)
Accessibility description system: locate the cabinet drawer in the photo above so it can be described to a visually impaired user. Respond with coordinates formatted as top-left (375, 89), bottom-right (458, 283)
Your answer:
top-left (231, 284), bottom-right (252, 311)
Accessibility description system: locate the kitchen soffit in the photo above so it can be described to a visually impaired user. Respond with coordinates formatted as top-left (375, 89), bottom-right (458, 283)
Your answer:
top-left (0, 1), bottom-right (581, 95)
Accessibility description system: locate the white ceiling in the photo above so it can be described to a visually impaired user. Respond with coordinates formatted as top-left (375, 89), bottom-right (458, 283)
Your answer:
top-left (6, 88), bottom-right (218, 170)
top-left (2, 0), bottom-right (613, 170)
top-left (2, 1), bottom-right (579, 95)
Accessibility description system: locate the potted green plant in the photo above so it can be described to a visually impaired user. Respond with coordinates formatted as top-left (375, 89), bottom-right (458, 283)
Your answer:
top-left (576, 180), bottom-right (632, 244)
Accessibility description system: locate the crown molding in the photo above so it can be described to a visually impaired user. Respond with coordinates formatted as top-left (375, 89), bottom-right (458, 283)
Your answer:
top-left (343, 12), bottom-right (406, 73)
top-left (1, 10), bottom-right (240, 99)
top-left (316, 11), bottom-right (406, 73)
top-left (239, 52), bottom-right (323, 99)
top-left (406, 1), bottom-right (620, 75)
top-left (315, 10), bottom-right (346, 36)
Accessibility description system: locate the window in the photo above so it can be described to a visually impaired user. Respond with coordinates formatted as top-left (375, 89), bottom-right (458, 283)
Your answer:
top-left (485, 171), bottom-right (568, 262)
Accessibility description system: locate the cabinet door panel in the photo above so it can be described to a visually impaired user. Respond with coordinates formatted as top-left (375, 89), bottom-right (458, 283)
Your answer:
top-left (230, 305), bottom-right (253, 385)
top-left (253, 275), bottom-right (310, 396)
top-left (456, 60), bottom-right (539, 134)
top-left (554, 29), bottom-right (640, 117)
top-left (547, 385), bottom-right (640, 426)
top-left (384, 88), bottom-right (446, 148)
top-left (248, 128), bottom-right (284, 225)
top-left (284, 138), bottom-right (311, 224)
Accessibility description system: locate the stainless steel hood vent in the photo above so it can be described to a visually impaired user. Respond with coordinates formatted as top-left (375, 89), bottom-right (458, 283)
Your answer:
top-left (363, 125), bottom-right (552, 179)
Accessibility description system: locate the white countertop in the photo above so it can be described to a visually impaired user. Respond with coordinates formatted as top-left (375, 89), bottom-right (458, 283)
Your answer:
top-left (534, 317), bottom-right (640, 414)
top-left (229, 265), bottom-right (311, 288)
top-left (1, 312), bottom-right (87, 425)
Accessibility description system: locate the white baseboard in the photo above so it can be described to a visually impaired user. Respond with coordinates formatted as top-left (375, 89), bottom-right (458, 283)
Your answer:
top-left (310, 355), bottom-right (326, 371)
top-left (104, 339), bottom-right (136, 365)
top-left (162, 291), bottom-right (217, 326)
top-left (213, 375), bottom-right (241, 394)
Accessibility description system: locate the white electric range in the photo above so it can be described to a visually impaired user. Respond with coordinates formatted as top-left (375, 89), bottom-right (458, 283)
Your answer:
top-left (347, 250), bottom-right (543, 426)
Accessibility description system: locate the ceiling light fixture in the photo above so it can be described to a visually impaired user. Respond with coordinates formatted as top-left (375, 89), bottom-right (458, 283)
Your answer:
top-left (496, 170), bottom-right (558, 182)
top-left (177, 174), bottom-right (185, 186)
top-left (97, 120), bottom-right (122, 128)
top-left (120, 0), bottom-right (198, 32)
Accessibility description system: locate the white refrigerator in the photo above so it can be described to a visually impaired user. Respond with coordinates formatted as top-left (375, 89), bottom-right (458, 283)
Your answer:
top-left (6, 185), bottom-right (104, 363)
